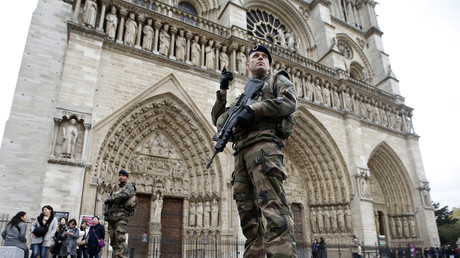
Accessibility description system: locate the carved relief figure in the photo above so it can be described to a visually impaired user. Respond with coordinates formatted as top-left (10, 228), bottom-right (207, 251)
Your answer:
top-left (124, 13), bottom-right (137, 47)
top-left (332, 88), bottom-right (342, 109)
top-left (83, 0), bottom-right (97, 28)
top-left (403, 217), bottom-right (410, 238)
top-left (305, 75), bottom-right (313, 101)
top-left (323, 207), bottom-right (331, 232)
top-left (409, 217), bottom-right (416, 237)
top-left (286, 29), bottom-right (295, 50)
top-left (337, 208), bottom-right (345, 232)
top-left (236, 49), bottom-right (247, 74)
top-left (345, 208), bottom-right (353, 232)
top-left (142, 19), bottom-right (154, 51)
top-left (62, 118), bottom-right (79, 158)
top-left (317, 209), bottom-right (324, 233)
top-left (105, 6), bottom-right (118, 40)
top-left (205, 40), bottom-right (215, 70)
top-left (204, 201), bottom-right (211, 228)
top-left (330, 207), bottom-right (338, 233)
top-left (314, 79), bottom-right (323, 103)
top-left (211, 199), bottom-right (219, 227)
top-left (293, 72), bottom-right (303, 98)
top-left (219, 45), bottom-right (229, 70)
top-left (390, 217), bottom-right (396, 238)
top-left (189, 202), bottom-right (196, 226)
top-left (196, 201), bottom-right (203, 227)
top-left (322, 82), bottom-right (331, 106)
top-left (175, 30), bottom-right (186, 61)
top-left (310, 208), bottom-right (318, 233)
top-left (152, 194), bottom-right (163, 223)
top-left (277, 28), bottom-right (286, 47)
top-left (159, 24), bottom-right (171, 56)
top-left (191, 36), bottom-right (201, 66)
top-left (396, 217), bottom-right (402, 238)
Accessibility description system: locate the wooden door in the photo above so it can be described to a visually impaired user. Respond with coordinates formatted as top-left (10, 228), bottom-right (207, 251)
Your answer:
top-left (127, 194), bottom-right (151, 258)
top-left (160, 197), bottom-right (183, 257)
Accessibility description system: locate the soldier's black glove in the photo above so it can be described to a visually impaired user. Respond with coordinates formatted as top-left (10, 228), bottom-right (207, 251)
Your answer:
top-left (237, 106), bottom-right (254, 126)
top-left (104, 198), bottom-right (112, 204)
top-left (220, 67), bottom-right (233, 90)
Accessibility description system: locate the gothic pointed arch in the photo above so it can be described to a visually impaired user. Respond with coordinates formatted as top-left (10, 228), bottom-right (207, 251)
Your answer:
top-left (244, 0), bottom-right (317, 59)
top-left (336, 33), bottom-right (374, 84)
top-left (284, 106), bottom-right (353, 241)
top-left (368, 142), bottom-right (419, 244)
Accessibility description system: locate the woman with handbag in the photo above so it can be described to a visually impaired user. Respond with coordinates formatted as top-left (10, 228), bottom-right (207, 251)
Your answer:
top-left (30, 205), bottom-right (58, 258)
top-left (1, 211), bottom-right (28, 258)
top-left (76, 220), bottom-right (88, 258)
top-left (51, 217), bottom-right (68, 257)
top-left (86, 216), bottom-right (105, 258)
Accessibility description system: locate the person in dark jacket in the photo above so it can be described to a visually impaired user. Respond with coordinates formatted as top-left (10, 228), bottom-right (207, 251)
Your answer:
top-left (59, 218), bottom-right (80, 257)
top-left (317, 237), bottom-right (327, 258)
top-left (51, 217), bottom-right (68, 257)
top-left (311, 239), bottom-right (318, 258)
top-left (1, 211), bottom-right (28, 258)
top-left (87, 216), bottom-right (105, 258)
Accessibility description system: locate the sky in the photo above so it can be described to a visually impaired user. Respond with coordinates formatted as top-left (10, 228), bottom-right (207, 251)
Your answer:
top-left (0, 1), bottom-right (459, 209)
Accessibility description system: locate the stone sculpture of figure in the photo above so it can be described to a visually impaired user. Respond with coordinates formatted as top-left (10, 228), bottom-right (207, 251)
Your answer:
top-left (409, 217), bottom-right (416, 237)
top-left (380, 108), bottom-right (388, 126)
top-left (337, 208), bottom-right (345, 232)
top-left (175, 30), bottom-right (186, 61)
top-left (159, 24), bottom-right (170, 56)
top-left (105, 6), bottom-right (118, 40)
top-left (83, 0), bottom-right (97, 28)
top-left (396, 217), bottom-right (402, 238)
top-left (203, 201), bottom-right (211, 228)
top-left (330, 207), bottom-right (338, 233)
top-left (317, 209), bottom-right (324, 233)
top-left (142, 19), bottom-right (154, 51)
top-left (152, 194), bottom-right (163, 223)
top-left (196, 201), bottom-right (203, 227)
top-left (322, 82), bottom-right (331, 106)
top-left (403, 217), bottom-right (410, 238)
top-left (219, 46), bottom-right (229, 70)
top-left (236, 50), bottom-right (247, 74)
top-left (191, 36), bottom-right (201, 66)
top-left (189, 202), bottom-right (196, 226)
top-left (62, 118), bottom-right (79, 158)
top-left (345, 208), bottom-right (353, 232)
top-left (314, 79), bottom-right (323, 103)
top-left (211, 199), bottom-right (219, 227)
top-left (293, 71), bottom-right (303, 98)
top-left (360, 174), bottom-right (371, 199)
top-left (277, 28), bottom-right (286, 47)
top-left (124, 13), bottom-right (137, 47)
top-left (323, 207), bottom-right (331, 233)
top-left (205, 40), bottom-right (215, 70)
top-left (286, 30), bottom-right (296, 50)
top-left (310, 208), bottom-right (318, 233)
top-left (333, 88), bottom-right (342, 109)
top-left (374, 105), bottom-right (382, 124)
top-left (390, 217), bottom-right (396, 238)
top-left (294, 37), bottom-right (301, 53)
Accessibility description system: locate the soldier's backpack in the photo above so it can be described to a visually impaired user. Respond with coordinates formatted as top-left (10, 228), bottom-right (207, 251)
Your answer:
top-left (269, 70), bottom-right (297, 140)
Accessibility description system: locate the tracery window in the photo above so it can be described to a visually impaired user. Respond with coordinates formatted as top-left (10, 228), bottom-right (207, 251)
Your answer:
top-left (337, 39), bottom-right (353, 60)
top-left (178, 2), bottom-right (198, 25)
top-left (247, 9), bottom-right (300, 52)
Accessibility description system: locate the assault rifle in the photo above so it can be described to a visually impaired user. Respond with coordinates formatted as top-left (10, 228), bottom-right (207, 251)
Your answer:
top-left (103, 190), bottom-right (113, 221)
top-left (206, 78), bottom-right (265, 169)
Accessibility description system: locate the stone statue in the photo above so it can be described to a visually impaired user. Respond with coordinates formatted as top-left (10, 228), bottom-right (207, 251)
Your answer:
top-left (310, 208), bottom-right (318, 233)
top-left (333, 89), bottom-right (342, 109)
top-left (124, 13), bottom-right (137, 47)
top-left (317, 209), bottom-right (324, 233)
top-left (236, 50), bottom-right (247, 74)
top-left (277, 28), bottom-right (286, 48)
top-left (175, 30), bottom-right (186, 61)
top-left (293, 72), bottom-right (303, 98)
top-left (219, 46), bottom-right (229, 70)
top-left (337, 208), bottom-right (345, 232)
top-left (62, 118), bottom-right (79, 158)
top-left (211, 199), bottom-right (219, 227)
top-left (142, 19), bottom-right (154, 51)
top-left (396, 217), bottom-right (402, 238)
top-left (205, 40), bottom-right (215, 70)
top-left (286, 29), bottom-right (295, 50)
top-left (189, 202), bottom-right (196, 226)
top-left (403, 217), bottom-right (410, 238)
top-left (152, 194), bottom-right (163, 223)
top-left (159, 24), bottom-right (170, 56)
top-left (305, 75), bottom-right (313, 101)
top-left (322, 83), bottom-right (331, 106)
top-left (409, 217), bottom-right (416, 237)
top-left (314, 79), bottom-right (323, 103)
top-left (83, 0), bottom-right (97, 28)
top-left (390, 217), bottom-right (396, 238)
top-left (330, 207), bottom-right (338, 233)
top-left (191, 36), bottom-right (201, 66)
top-left (323, 207), bottom-right (331, 233)
top-left (105, 6), bottom-right (118, 40)
top-left (196, 201), bottom-right (203, 227)
top-left (345, 208), bottom-right (353, 232)
top-left (204, 201), bottom-right (211, 228)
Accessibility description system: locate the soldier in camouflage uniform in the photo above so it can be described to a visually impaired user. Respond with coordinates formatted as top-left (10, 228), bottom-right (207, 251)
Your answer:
top-left (104, 170), bottom-right (136, 258)
top-left (211, 45), bottom-right (297, 257)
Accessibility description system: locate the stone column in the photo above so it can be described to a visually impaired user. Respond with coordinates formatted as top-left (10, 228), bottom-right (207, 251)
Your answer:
top-left (153, 21), bottom-right (162, 54)
top-left (200, 37), bottom-right (207, 69)
top-left (82, 123), bottom-right (91, 160)
top-left (185, 32), bottom-right (192, 64)
top-left (230, 44), bottom-right (237, 72)
top-left (214, 42), bottom-right (221, 71)
top-left (116, 8), bottom-right (127, 44)
top-left (169, 26), bottom-right (178, 60)
top-left (73, 0), bottom-right (82, 22)
top-left (51, 118), bottom-right (62, 157)
top-left (135, 15), bottom-right (145, 49)
top-left (97, 0), bottom-right (109, 31)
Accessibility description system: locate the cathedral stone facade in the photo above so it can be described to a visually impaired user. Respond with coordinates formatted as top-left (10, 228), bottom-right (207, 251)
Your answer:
top-left (0, 0), bottom-right (439, 255)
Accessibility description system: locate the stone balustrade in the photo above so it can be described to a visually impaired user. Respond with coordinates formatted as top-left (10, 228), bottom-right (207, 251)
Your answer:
top-left (71, 0), bottom-right (415, 134)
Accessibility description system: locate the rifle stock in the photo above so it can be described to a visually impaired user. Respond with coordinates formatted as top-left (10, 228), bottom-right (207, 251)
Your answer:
top-left (206, 78), bottom-right (264, 169)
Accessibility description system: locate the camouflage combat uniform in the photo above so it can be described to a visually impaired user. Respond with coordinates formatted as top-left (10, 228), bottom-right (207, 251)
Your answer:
top-left (107, 181), bottom-right (136, 258)
top-left (211, 71), bottom-right (298, 258)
